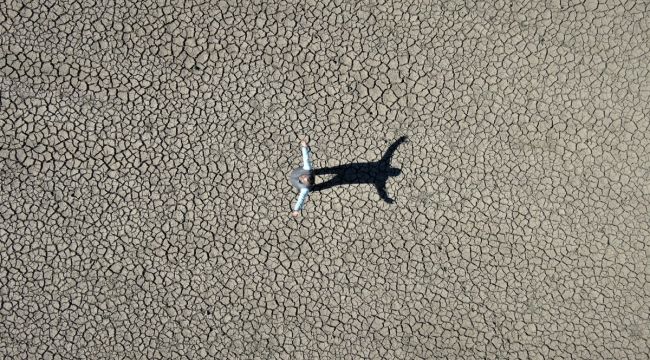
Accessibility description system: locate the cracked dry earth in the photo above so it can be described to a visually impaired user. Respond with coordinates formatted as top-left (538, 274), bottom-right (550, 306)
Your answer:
top-left (1, 0), bottom-right (650, 358)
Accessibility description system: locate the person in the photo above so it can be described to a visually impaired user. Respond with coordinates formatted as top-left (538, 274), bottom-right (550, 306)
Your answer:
top-left (289, 137), bottom-right (314, 217)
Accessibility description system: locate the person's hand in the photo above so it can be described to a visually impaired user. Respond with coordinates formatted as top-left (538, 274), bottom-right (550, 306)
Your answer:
top-left (291, 211), bottom-right (300, 217)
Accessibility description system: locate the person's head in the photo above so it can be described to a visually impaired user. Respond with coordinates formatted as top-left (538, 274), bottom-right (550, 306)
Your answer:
top-left (299, 174), bottom-right (314, 186)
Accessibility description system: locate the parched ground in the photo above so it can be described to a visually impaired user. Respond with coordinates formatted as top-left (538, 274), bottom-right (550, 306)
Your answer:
top-left (1, 0), bottom-right (649, 358)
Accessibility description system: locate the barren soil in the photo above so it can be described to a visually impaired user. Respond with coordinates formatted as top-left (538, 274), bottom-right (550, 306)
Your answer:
top-left (1, 0), bottom-right (649, 358)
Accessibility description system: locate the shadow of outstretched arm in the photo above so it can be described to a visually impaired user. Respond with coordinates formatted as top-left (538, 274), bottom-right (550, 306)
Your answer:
top-left (375, 182), bottom-right (395, 204)
top-left (380, 136), bottom-right (408, 166)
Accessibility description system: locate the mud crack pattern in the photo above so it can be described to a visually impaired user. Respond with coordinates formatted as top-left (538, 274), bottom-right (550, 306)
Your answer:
top-left (1, 0), bottom-right (650, 358)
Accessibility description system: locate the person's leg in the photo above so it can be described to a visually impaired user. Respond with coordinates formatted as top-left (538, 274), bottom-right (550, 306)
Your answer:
top-left (302, 146), bottom-right (312, 170)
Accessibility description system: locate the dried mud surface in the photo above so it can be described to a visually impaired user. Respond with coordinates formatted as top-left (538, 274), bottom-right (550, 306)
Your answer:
top-left (1, 0), bottom-right (649, 358)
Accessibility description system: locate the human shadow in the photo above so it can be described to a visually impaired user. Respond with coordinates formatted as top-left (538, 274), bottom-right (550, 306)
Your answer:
top-left (311, 136), bottom-right (407, 204)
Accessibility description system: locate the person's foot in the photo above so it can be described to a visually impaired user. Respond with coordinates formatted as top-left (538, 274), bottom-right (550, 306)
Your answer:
top-left (291, 211), bottom-right (300, 217)
top-left (300, 136), bottom-right (309, 147)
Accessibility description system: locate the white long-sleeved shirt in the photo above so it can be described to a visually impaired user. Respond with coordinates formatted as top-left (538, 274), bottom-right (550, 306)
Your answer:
top-left (290, 146), bottom-right (313, 211)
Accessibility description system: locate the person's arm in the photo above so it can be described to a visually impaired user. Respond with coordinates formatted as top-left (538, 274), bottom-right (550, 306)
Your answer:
top-left (301, 144), bottom-right (312, 170)
top-left (293, 188), bottom-right (309, 212)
